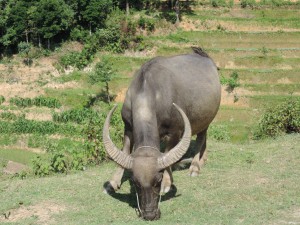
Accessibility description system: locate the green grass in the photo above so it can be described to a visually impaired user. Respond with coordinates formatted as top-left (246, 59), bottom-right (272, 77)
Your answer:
top-left (154, 31), bottom-right (300, 49)
top-left (0, 148), bottom-right (38, 165)
top-left (247, 95), bottom-right (300, 108)
top-left (234, 56), bottom-right (300, 69)
top-left (0, 134), bottom-right (18, 146)
top-left (220, 69), bottom-right (300, 84)
top-left (243, 83), bottom-right (300, 93)
top-left (44, 88), bottom-right (97, 108)
top-left (0, 134), bottom-right (299, 224)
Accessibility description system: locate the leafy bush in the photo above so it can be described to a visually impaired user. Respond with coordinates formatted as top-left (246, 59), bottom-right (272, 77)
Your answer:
top-left (138, 16), bottom-right (155, 32)
top-left (253, 98), bottom-right (300, 139)
top-left (32, 155), bottom-right (53, 177)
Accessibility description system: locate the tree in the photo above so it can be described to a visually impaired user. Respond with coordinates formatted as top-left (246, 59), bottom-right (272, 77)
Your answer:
top-left (81, 0), bottom-right (113, 34)
top-left (1, 0), bottom-right (34, 47)
top-left (33, 0), bottom-right (74, 49)
top-left (89, 59), bottom-right (116, 104)
top-left (18, 41), bottom-right (32, 66)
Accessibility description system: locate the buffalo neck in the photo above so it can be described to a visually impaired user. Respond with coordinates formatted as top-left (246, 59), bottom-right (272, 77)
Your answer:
top-left (132, 94), bottom-right (160, 150)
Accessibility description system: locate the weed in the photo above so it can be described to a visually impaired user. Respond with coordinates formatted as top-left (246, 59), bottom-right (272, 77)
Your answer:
top-left (221, 71), bottom-right (240, 93)
top-left (208, 124), bottom-right (230, 141)
top-left (0, 96), bottom-right (5, 105)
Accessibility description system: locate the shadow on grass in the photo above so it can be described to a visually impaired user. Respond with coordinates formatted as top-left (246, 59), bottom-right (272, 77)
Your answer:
top-left (103, 171), bottom-right (181, 210)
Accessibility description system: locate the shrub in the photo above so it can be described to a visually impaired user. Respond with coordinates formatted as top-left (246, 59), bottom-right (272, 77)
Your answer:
top-left (253, 98), bottom-right (300, 139)
top-left (32, 155), bottom-right (53, 177)
top-left (220, 71), bottom-right (240, 93)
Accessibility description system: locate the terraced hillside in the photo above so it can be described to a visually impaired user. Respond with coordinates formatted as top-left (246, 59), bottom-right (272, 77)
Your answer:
top-left (1, 2), bottom-right (300, 224)
top-left (0, 3), bottom-right (299, 172)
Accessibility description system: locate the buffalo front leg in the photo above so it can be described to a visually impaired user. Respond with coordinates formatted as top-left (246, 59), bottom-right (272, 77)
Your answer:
top-left (103, 131), bottom-right (132, 193)
top-left (189, 129), bottom-right (207, 177)
top-left (160, 134), bottom-right (180, 194)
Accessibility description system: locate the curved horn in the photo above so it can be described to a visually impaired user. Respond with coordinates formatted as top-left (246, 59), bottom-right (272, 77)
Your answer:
top-left (158, 103), bottom-right (192, 170)
top-left (103, 105), bottom-right (133, 169)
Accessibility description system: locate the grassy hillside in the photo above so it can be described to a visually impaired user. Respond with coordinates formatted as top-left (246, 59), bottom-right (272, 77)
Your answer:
top-left (0, 1), bottom-right (300, 223)
top-left (0, 134), bottom-right (299, 224)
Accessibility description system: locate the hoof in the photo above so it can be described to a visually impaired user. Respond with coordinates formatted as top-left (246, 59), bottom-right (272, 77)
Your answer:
top-left (103, 181), bottom-right (117, 194)
top-left (188, 165), bottom-right (200, 177)
top-left (189, 171), bottom-right (199, 177)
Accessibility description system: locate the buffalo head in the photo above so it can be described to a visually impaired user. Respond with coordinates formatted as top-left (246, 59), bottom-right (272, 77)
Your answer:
top-left (103, 103), bottom-right (191, 220)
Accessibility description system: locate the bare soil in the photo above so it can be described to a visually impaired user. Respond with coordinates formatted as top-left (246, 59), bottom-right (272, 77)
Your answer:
top-left (0, 202), bottom-right (66, 224)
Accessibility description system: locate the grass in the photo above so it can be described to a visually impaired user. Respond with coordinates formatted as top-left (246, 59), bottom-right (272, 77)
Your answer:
top-left (154, 31), bottom-right (300, 49)
top-left (243, 83), bottom-right (300, 93)
top-left (44, 88), bottom-right (97, 108)
top-left (221, 68), bottom-right (300, 84)
top-left (0, 134), bottom-right (299, 224)
top-left (0, 148), bottom-right (38, 165)
top-left (0, 3), bottom-right (300, 224)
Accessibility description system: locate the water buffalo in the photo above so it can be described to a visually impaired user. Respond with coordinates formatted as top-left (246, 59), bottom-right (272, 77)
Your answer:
top-left (103, 47), bottom-right (221, 220)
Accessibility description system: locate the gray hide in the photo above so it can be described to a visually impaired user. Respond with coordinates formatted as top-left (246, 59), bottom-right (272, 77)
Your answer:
top-left (103, 48), bottom-right (221, 220)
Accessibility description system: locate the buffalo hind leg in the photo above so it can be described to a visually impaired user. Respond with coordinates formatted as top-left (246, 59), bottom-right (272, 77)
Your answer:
top-left (189, 129), bottom-right (207, 177)
top-left (103, 131), bottom-right (132, 193)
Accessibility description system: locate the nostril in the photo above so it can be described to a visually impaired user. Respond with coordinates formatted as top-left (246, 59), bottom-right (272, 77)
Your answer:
top-left (143, 211), bottom-right (160, 221)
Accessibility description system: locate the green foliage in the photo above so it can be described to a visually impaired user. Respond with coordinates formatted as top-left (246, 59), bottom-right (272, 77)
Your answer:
top-left (208, 124), bottom-right (230, 141)
top-left (220, 71), bottom-right (240, 93)
top-left (33, 0), bottom-right (74, 47)
top-left (0, 96), bottom-right (5, 105)
top-left (28, 134), bottom-right (47, 148)
top-left (253, 98), bottom-right (300, 139)
top-left (0, 117), bottom-right (81, 135)
top-left (32, 155), bottom-right (52, 176)
top-left (160, 11), bottom-right (178, 24)
top-left (18, 41), bottom-right (32, 65)
top-left (10, 96), bottom-right (61, 108)
top-left (138, 16), bottom-right (155, 32)
top-left (89, 58), bottom-right (116, 104)
top-left (53, 108), bottom-right (99, 124)
top-left (211, 0), bottom-right (228, 8)
top-left (81, 0), bottom-right (113, 32)
top-left (0, 134), bottom-right (18, 146)
top-left (0, 112), bottom-right (18, 121)
top-left (57, 71), bottom-right (82, 83)
top-left (60, 39), bottom-right (97, 69)
top-left (240, 0), bottom-right (256, 8)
